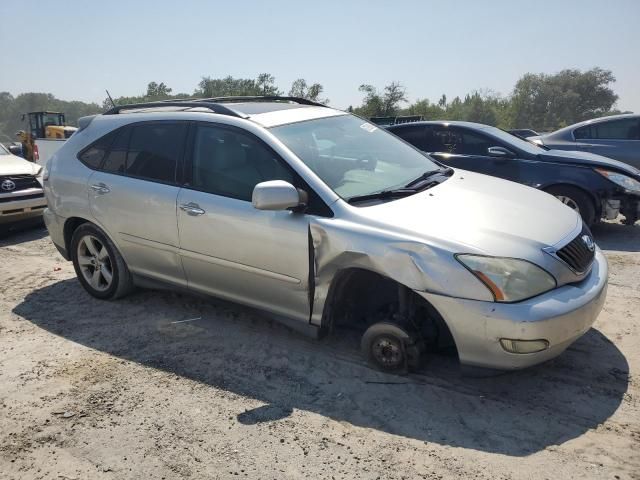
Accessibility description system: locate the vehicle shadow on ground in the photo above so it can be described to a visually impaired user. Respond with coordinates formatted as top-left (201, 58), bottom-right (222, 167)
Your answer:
top-left (592, 221), bottom-right (640, 252)
top-left (13, 279), bottom-right (629, 457)
top-left (0, 220), bottom-right (47, 244)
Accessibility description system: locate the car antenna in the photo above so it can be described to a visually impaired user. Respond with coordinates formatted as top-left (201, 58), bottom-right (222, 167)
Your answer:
top-left (105, 89), bottom-right (116, 108)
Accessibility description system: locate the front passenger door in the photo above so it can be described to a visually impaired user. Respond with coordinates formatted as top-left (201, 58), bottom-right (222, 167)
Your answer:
top-left (177, 123), bottom-right (314, 322)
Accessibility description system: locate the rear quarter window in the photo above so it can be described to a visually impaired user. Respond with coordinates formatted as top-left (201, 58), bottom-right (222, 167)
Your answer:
top-left (77, 130), bottom-right (118, 169)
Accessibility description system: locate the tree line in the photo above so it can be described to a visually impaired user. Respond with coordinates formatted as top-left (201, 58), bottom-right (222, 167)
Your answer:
top-left (0, 68), bottom-right (628, 144)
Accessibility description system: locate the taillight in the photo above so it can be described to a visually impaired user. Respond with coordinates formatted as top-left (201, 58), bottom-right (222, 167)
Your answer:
top-left (33, 144), bottom-right (39, 161)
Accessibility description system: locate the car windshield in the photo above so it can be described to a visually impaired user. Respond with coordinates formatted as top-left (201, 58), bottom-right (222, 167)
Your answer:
top-left (484, 126), bottom-right (546, 154)
top-left (271, 114), bottom-right (442, 200)
top-left (0, 144), bottom-right (10, 156)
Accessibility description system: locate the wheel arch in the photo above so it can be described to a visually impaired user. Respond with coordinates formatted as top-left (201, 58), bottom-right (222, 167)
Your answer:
top-left (541, 182), bottom-right (601, 217)
top-left (320, 267), bottom-right (456, 352)
top-left (63, 216), bottom-right (92, 256)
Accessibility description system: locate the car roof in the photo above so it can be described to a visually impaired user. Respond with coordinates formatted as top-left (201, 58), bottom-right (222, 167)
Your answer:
top-left (388, 120), bottom-right (493, 130)
top-left (544, 113), bottom-right (639, 138)
top-left (102, 98), bottom-right (347, 128)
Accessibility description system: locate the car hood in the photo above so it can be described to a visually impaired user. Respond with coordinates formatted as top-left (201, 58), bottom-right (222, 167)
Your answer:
top-left (538, 149), bottom-right (640, 177)
top-left (0, 154), bottom-right (40, 176)
top-left (353, 170), bottom-right (580, 257)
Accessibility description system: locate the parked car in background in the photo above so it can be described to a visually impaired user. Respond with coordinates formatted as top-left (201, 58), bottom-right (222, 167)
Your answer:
top-left (43, 97), bottom-right (607, 374)
top-left (387, 121), bottom-right (640, 226)
top-left (530, 114), bottom-right (640, 169)
top-left (0, 143), bottom-right (46, 229)
top-left (508, 128), bottom-right (539, 139)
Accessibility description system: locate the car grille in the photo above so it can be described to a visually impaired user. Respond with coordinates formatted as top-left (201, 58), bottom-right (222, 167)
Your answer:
top-left (0, 174), bottom-right (41, 192)
top-left (555, 226), bottom-right (596, 273)
top-left (0, 192), bottom-right (44, 203)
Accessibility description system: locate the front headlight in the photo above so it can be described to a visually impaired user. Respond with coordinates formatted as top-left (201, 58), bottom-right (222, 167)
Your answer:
top-left (595, 168), bottom-right (640, 193)
top-left (456, 254), bottom-right (556, 302)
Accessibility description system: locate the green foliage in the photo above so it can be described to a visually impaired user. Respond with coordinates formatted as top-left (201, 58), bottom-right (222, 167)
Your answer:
top-left (509, 68), bottom-right (619, 131)
top-left (288, 78), bottom-right (328, 103)
top-left (104, 81), bottom-right (189, 109)
top-left (1, 68), bottom-right (623, 143)
top-left (354, 82), bottom-right (407, 117)
top-left (195, 73), bottom-right (281, 98)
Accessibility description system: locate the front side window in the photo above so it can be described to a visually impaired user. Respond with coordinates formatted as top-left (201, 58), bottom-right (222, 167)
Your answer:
top-left (271, 114), bottom-right (440, 200)
top-left (453, 128), bottom-right (494, 156)
top-left (191, 125), bottom-right (294, 201)
top-left (574, 118), bottom-right (640, 140)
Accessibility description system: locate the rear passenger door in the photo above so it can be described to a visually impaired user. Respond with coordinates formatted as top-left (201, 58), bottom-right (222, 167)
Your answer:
top-left (87, 121), bottom-right (188, 286)
top-left (177, 123), bottom-right (319, 322)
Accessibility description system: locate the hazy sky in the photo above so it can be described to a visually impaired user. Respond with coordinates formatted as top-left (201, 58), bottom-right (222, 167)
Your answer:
top-left (2, 0), bottom-right (639, 111)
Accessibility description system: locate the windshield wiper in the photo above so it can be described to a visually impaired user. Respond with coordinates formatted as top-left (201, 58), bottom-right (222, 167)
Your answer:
top-left (404, 167), bottom-right (453, 188)
top-left (347, 188), bottom-right (418, 204)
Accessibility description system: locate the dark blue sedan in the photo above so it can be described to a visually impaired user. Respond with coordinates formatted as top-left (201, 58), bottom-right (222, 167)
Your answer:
top-left (387, 121), bottom-right (640, 226)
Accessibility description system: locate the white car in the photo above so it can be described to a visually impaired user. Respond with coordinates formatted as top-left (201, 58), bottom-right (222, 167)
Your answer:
top-left (0, 144), bottom-right (47, 227)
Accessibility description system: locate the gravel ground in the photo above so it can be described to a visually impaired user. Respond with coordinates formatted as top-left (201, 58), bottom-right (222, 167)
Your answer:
top-left (0, 220), bottom-right (638, 480)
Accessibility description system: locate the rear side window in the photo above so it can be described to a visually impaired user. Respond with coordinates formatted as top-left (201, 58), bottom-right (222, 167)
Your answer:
top-left (99, 122), bottom-right (187, 183)
top-left (102, 127), bottom-right (130, 174)
top-left (391, 125), bottom-right (428, 151)
top-left (126, 123), bottom-right (187, 183)
top-left (574, 118), bottom-right (640, 140)
top-left (78, 130), bottom-right (118, 169)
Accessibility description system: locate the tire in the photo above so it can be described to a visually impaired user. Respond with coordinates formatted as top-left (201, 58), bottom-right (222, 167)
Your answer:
top-left (546, 185), bottom-right (596, 227)
top-left (70, 223), bottom-right (133, 300)
top-left (360, 322), bottom-right (420, 375)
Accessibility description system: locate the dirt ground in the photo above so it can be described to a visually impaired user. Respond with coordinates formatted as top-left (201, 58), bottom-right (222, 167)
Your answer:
top-left (0, 220), bottom-right (638, 480)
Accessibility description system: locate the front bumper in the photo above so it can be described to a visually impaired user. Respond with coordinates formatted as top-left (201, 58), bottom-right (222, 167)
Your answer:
top-left (0, 191), bottom-right (47, 225)
top-left (418, 249), bottom-right (608, 370)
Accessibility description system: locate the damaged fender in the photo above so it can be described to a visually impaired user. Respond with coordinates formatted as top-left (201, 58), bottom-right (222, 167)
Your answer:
top-left (307, 218), bottom-right (493, 327)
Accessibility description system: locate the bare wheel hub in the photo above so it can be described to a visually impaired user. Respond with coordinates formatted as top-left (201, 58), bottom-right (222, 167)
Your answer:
top-left (371, 336), bottom-right (403, 367)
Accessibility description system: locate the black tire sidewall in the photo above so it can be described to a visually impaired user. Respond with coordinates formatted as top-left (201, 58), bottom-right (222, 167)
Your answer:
top-left (70, 224), bottom-right (122, 300)
top-left (547, 186), bottom-right (596, 226)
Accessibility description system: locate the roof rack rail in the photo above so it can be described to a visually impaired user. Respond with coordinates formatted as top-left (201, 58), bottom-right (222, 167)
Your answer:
top-left (103, 101), bottom-right (244, 117)
top-left (190, 96), bottom-right (328, 108)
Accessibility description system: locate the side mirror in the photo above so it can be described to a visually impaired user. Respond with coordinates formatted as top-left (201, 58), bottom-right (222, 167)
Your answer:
top-left (8, 144), bottom-right (22, 156)
top-left (252, 180), bottom-right (303, 211)
top-left (487, 146), bottom-right (515, 158)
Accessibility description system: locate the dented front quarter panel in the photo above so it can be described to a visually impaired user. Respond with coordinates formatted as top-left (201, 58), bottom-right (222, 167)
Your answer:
top-left (308, 217), bottom-right (494, 327)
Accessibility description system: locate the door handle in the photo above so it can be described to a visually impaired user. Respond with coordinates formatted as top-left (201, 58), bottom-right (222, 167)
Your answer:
top-left (179, 202), bottom-right (205, 216)
top-left (90, 183), bottom-right (110, 194)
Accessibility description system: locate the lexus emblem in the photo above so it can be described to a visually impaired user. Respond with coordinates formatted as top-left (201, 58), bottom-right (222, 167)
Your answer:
top-left (581, 234), bottom-right (595, 252)
top-left (1, 179), bottom-right (16, 191)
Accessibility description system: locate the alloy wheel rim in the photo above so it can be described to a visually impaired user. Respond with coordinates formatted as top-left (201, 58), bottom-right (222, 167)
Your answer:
top-left (77, 235), bottom-right (113, 292)
top-left (555, 195), bottom-right (580, 213)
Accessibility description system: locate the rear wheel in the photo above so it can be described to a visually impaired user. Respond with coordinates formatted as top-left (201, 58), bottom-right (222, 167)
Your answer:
top-left (546, 186), bottom-right (596, 227)
top-left (70, 223), bottom-right (133, 300)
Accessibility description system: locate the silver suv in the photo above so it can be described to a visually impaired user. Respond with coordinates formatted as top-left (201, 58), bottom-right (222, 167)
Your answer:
top-left (43, 97), bottom-right (608, 373)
